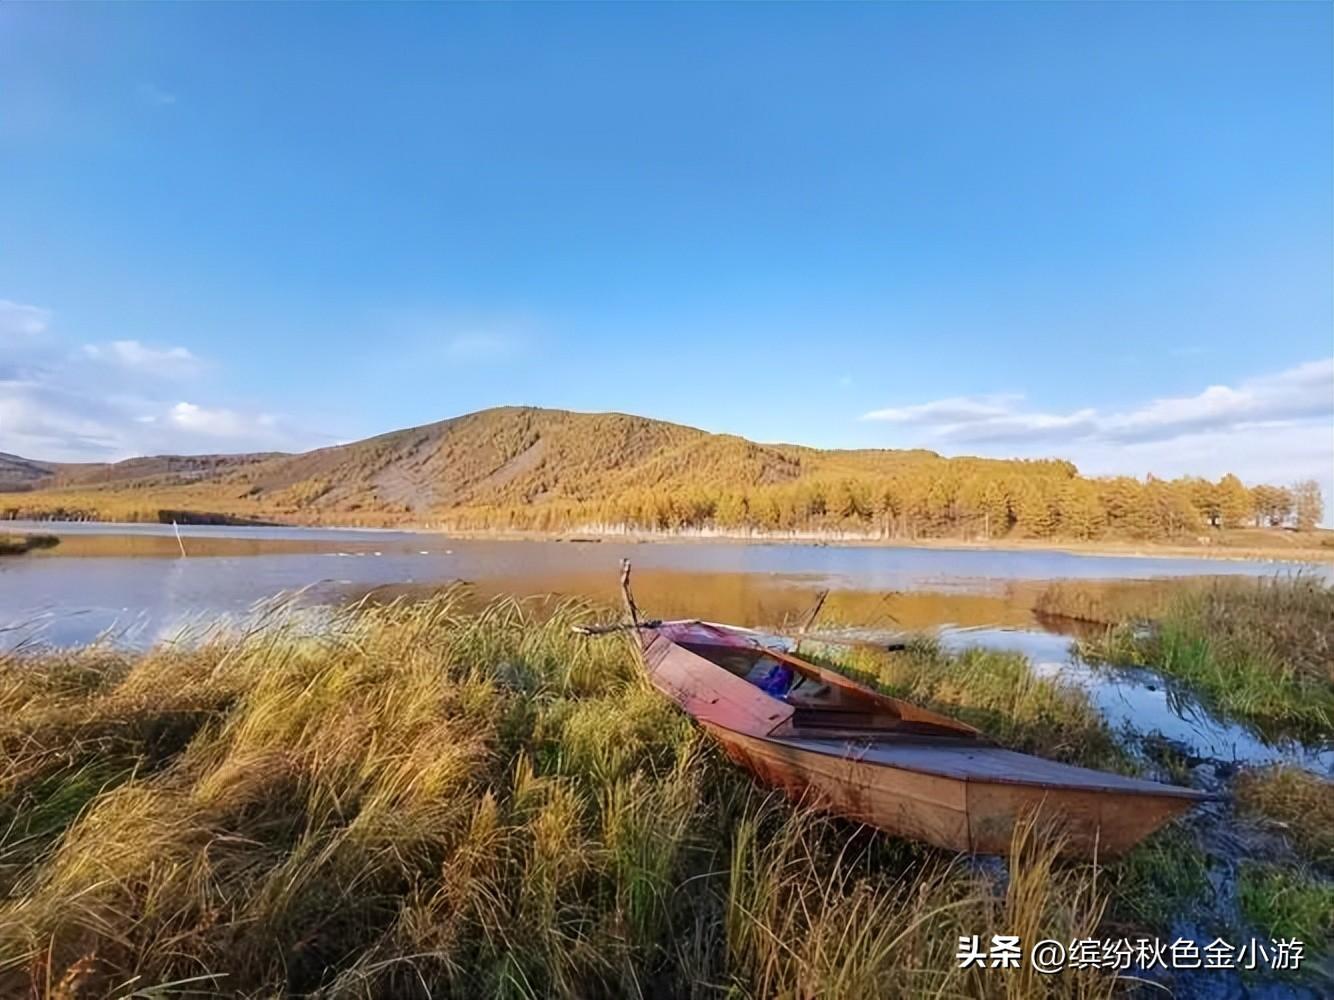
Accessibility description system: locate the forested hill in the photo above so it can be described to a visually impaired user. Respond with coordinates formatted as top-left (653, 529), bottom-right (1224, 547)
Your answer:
top-left (0, 405), bottom-right (1324, 541)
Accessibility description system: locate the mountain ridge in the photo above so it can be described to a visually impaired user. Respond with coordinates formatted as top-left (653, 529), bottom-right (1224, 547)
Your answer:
top-left (0, 405), bottom-right (1315, 541)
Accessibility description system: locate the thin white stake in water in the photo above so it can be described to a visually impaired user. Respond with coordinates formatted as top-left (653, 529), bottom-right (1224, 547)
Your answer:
top-left (173, 520), bottom-right (187, 558)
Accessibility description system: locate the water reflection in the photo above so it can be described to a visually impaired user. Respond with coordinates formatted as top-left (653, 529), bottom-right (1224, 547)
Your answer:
top-left (936, 627), bottom-right (1334, 777)
top-left (3, 522), bottom-right (1330, 776)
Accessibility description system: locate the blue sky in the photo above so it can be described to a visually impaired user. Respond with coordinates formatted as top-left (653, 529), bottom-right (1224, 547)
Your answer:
top-left (2, 3), bottom-right (1330, 502)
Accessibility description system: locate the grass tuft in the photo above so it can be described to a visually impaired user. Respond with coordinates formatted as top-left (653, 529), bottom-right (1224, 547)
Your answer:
top-left (1238, 863), bottom-right (1334, 950)
top-left (1103, 827), bottom-right (1211, 930)
top-left (1235, 766), bottom-right (1334, 870)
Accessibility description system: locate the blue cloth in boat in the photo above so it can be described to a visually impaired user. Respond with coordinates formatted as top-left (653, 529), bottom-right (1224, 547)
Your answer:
top-left (745, 658), bottom-right (795, 698)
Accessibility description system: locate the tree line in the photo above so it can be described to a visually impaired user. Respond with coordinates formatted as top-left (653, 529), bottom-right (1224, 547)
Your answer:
top-left (445, 472), bottom-right (1326, 540)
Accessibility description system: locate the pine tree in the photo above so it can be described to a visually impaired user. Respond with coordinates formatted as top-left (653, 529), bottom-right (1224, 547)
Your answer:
top-left (921, 475), bottom-right (959, 536)
top-left (958, 475), bottom-right (1010, 537)
top-left (1012, 479), bottom-right (1058, 537)
top-left (828, 480), bottom-right (858, 521)
top-left (1178, 476), bottom-right (1221, 527)
top-left (1056, 479), bottom-right (1106, 539)
top-left (1144, 477), bottom-right (1202, 538)
top-left (1098, 477), bottom-right (1153, 538)
top-left (979, 480), bottom-right (1013, 537)
top-left (1216, 474), bottom-right (1251, 528)
top-left (715, 492), bottom-right (747, 528)
top-left (872, 482), bottom-right (900, 536)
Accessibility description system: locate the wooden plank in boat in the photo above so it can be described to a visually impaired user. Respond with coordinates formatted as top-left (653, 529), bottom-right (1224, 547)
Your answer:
top-left (642, 631), bottom-right (794, 737)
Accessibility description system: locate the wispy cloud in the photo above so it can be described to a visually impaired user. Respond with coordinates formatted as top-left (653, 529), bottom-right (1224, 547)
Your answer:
top-left (81, 340), bottom-right (204, 377)
top-left (0, 376), bottom-right (320, 461)
top-left (861, 358), bottom-right (1334, 521)
top-left (165, 401), bottom-right (277, 439)
top-left (0, 382), bottom-right (126, 457)
top-left (862, 358), bottom-right (1333, 447)
top-left (0, 299), bottom-right (52, 338)
top-left (0, 294), bottom-right (328, 461)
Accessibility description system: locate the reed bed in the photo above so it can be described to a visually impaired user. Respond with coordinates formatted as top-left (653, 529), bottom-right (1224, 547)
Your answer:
top-left (1070, 576), bottom-right (1334, 740)
top-left (1031, 580), bottom-right (1179, 627)
top-left (0, 591), bottom-right (1134, 998)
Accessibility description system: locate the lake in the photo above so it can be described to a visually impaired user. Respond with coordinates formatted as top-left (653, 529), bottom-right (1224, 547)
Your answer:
top-left (4, 520), bottom-right (1331, 775)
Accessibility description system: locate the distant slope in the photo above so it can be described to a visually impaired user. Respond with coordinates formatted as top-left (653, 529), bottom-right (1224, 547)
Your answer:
top-left (0, 451), bottom-right (284, 492)
top-left (0, 405), bottom-right (1318, 545)
top-left (49, 452), bottom-right (282, 489)
top-left (0, 452), bottom-right (58, 491)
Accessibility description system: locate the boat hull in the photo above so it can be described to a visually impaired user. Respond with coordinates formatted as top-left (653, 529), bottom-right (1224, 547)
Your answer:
top-left (706, 725), bottom-right (1198, 857)
top-left (630, 618), bottom-right (1206, 858)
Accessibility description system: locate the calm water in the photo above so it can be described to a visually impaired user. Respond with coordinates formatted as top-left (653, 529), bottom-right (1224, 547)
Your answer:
top-left (3, 520), bottom-right (1330, 775)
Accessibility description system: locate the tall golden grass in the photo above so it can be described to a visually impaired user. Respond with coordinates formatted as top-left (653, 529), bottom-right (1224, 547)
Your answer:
top-left (1072, 576), bottom-right (1334, 740)
top-left (1, 591), bottom-right (1126, 998)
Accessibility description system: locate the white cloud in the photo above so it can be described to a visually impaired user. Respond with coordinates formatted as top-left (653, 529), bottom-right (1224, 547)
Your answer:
top-left (167, 401), bottom-right (277, 439)
top-left (1103, 359), bottom-right (1332, 443)
top-left (0, 375), bottom-right (314, 461)
top-left (0, 300), bottom-right (52, 337)
top-left (862, 358), bottom-right (1334, 447)
top-left (861, 357), bottom-right (1334, 522)
top-left (0, 382), bottom-right (125, 457)
top-left (81, 340), bottom-right (203, 377)
top-left (865, 393), bottom-right (1023, 426)
top-left (0, 295), bottom-right (327, 461)
top-left (1071, 424), bottom-right (1330, 487)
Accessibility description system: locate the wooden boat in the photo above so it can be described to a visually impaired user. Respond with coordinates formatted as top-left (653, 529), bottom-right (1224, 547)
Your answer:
top-left (628, 613), bottom-right (1208, 858)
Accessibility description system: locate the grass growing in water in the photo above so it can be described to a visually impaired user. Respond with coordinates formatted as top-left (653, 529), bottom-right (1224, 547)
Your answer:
top-left (1102, 828), bottom-right (1212, 930)
top-left (1235, 766), bottom-right (1334, 870)
top-left (0, 591), bottom-right (1181, 997)
top-left (0, 532), bottom-right (59, 556)
top-left (1032, 579), bottom-right (1180, 627)
top-left (1238, 864), bottom-right (1334, 951)
top-left (1071, 576), bottom-right (1334, 741)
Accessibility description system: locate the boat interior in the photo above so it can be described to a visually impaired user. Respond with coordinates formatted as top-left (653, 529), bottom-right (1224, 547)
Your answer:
top-left (668, 627), bottom-right (981, 741)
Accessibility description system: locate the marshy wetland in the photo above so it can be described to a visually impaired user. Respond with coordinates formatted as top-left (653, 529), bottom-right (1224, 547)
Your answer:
top-left (0, 523), bottom-right (1331, 998)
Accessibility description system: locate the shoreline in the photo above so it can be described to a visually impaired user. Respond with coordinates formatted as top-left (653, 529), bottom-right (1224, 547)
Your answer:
top-left (12, 517), bottom-right (1334, 565)
top-left (440, 528), bottom-right (1334, 564)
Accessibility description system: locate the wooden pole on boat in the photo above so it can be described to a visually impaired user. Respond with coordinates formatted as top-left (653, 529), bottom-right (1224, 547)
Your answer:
top-left (795, 589), bottom-right (828, 637)
top-left (619, 558), bottom-right (641, 628)
top-left (570, 564), bottom-right (658, 635)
